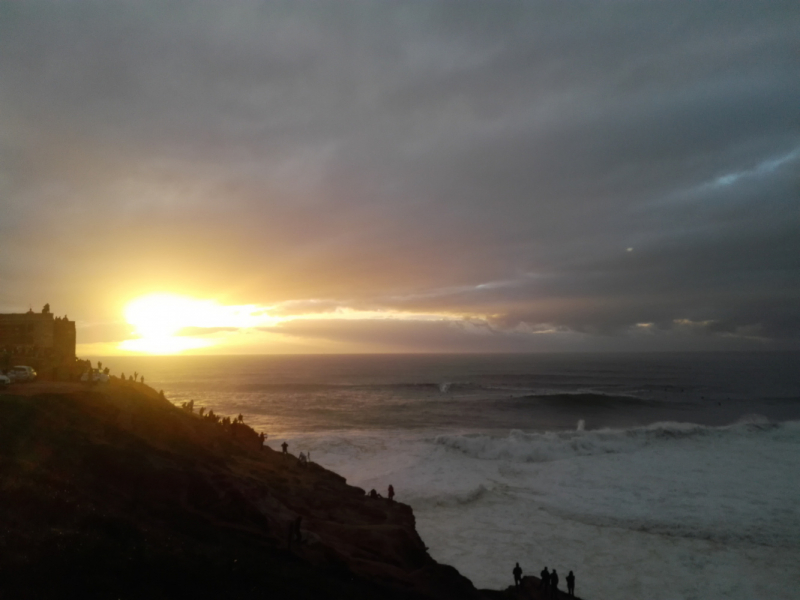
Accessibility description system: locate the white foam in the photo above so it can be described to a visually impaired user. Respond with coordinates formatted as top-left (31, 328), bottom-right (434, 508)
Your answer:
top-left (289, 421), bottom-right (800, 599)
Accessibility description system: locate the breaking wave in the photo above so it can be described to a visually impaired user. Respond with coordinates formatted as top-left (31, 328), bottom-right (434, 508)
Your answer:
top-left (434, 418), bottom-right (798, 463)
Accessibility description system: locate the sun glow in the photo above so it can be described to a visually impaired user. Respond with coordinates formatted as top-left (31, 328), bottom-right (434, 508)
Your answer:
top-left (119, 335), bottom-right (214, 354)
top-left (120, 293), bottom-right (276, 354)
top-left (115, 292), bottom-right (473, 355)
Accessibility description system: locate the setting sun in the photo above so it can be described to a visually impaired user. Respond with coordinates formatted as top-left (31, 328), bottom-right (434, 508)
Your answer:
top-left (114, 293), bottom-right (467, 355)
top-left (120, 293), bottom-right (274, 354)
top-left (120, 294), bottom-right (219, 354)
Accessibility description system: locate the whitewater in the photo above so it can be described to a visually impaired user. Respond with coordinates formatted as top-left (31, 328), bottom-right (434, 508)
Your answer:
top-left (100, 352), bottom-right (800, 599)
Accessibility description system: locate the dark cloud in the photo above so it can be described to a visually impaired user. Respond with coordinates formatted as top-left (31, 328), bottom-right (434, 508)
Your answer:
top-left (0, 1), bottom-right (798, 350)
top-left (259, 318), bottom-right (545, 354)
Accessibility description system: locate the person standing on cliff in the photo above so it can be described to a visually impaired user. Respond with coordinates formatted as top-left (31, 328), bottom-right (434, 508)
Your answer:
top-left (513, 562), bottom-right (522, 588)
top-left (550, 569), bottom-right (559, 598)
top-left (281, 441), bottom-right (288, 454)
top-left (540, 567), bottom-right (550, 593)
top-left (566, 570), bottom-right (575, 597)
top-left (388, 484), bottom-right (395, 502)
top-left (258, 432), bottom-right (266, 450)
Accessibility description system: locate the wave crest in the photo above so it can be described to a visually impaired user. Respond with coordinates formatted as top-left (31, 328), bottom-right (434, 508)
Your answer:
top-left (434, 419), bottom-right (796, 463)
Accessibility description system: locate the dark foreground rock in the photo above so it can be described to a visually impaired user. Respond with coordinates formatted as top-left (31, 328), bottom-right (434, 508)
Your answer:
top-left (0, 383), bottom-right (481, 600)
top-left (488, 575), bottom-right (586, 600)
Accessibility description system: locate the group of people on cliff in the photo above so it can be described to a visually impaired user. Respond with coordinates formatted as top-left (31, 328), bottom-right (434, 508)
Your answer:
top-left (367, 485), bottom-right (395, 501)
top-left (513, 562), bottom-right (576, 597)
top-left (117, 370), bottom-right (145, 384)
top-left (179, 399), bottom-right (268, 451)
top-left (281, 442), bottom-right (318, 468)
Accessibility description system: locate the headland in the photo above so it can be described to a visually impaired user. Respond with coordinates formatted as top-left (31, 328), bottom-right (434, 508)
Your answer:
top-left (0, 379), bottom-right (584, 599)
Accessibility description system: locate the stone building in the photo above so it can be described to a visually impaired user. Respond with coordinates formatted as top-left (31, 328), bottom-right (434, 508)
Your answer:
top-left (0, 304), bottom-right (77, 379)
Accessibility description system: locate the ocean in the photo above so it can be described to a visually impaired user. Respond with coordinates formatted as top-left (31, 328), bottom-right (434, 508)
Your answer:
top-left (98, 352), bottom-right (800, 599)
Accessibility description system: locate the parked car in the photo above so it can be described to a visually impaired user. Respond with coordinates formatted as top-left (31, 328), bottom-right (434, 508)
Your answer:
top-left (7, 365), bottom-right (37, 382)
top-left (0, 373), bottom-right (10, 387)
top-left (80, 369), bottom-right (109, 383)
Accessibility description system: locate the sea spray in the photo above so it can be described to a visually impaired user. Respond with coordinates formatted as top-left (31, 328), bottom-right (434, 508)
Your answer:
top-left (290, 419), bottom-right (800, 599)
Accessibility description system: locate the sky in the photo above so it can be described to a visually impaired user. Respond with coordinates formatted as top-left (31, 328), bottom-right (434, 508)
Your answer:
top-left (0, 0), bottom-right (798, 355)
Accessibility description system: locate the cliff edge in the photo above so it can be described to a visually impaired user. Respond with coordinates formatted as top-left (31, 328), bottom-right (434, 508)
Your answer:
top-left (0, 382), bottom-right (482, 600)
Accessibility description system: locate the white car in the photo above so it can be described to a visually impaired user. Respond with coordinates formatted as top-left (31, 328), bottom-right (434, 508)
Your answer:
top-left (7, 365), bottom-right (37, 382)
top-left (80, 369), bottom-right (109, 383)
top-left (0, 374), bottom-right (10, 387)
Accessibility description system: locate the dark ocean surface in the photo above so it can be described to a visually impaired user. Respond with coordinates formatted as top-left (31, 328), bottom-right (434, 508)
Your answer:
top-left (99, 352), bottom-right (800, 434)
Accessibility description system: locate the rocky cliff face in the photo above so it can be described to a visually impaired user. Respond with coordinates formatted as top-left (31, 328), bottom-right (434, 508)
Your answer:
top-left (0, 383), bottom-right (482, 600)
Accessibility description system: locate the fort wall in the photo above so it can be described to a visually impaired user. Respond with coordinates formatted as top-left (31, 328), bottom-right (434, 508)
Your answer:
top-left (0, 305), bottom-right (78, 379)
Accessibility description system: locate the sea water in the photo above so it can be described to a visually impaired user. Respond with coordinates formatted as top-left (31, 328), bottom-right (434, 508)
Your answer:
top-left (100, 353), bottom-right (800, 599)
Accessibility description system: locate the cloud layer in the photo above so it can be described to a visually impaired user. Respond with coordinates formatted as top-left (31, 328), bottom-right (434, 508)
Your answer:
top-left (1, 1), bottom-right (798, 352)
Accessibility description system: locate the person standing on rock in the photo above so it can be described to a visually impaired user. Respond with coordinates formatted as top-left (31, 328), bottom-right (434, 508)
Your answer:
top-left (540, 567), bottom-right (550, 594)
top-left (281, 441), bottom-right (288, 454)
top-left (258, 432), bottom-right (265, 450)
top-left (513, 562), bottom-right (522, 588)
top-left (566, 570), bottom-right (575, 597)
top-left (388, 484), bottom-right (395, 502)
top-left (550, 569), bottom-right (559, 598)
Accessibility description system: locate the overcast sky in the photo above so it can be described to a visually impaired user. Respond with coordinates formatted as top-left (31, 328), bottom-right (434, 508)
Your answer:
top-left (1, 1), bottom-right (798, 354)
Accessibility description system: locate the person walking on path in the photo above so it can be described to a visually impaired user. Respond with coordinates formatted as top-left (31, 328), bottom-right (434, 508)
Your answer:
top-left (566, 570), bottom-right (575, 597)
top-left (388, 484), bottom-right (395, 502)
top-left (512, 562), bottom-right (523, 588)
top-left (550, 569), bottom-right (559, 598)
top-left (281, 441), bottom-right (288, 454)
top-left (540, 567), bottom-right (550, 594)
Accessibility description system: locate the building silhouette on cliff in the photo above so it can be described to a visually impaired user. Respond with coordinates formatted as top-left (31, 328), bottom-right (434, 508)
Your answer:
top-left (0, 304), bottom-right (77, 379)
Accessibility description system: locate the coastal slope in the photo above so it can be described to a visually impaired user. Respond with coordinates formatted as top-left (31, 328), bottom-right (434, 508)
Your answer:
top-left (0, 382), bottom-right (483, 600)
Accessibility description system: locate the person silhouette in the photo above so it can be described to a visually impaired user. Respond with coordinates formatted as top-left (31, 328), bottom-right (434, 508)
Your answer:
top-left (281, 441), bottom-right (288, 454)
top-left (566, 570), bottom-right (575, 597)
top-left (550, 569), bottom-right (559, 598)
top-left (513, 562), bottom-right (522, 588)
top-left (388, 484), bottom-right (395, 502)
top-left (540, 567), bottom-right (550, 593)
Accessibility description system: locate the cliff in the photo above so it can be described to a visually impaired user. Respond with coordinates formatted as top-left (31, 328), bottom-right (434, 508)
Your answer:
top-left (1, 382), bottom-right (585, 600)
top-left (0, 382), bottom-right (483, 600)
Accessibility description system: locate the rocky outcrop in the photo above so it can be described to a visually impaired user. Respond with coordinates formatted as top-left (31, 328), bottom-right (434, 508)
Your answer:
top-left (0, 383), bottom-right (482, 599)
